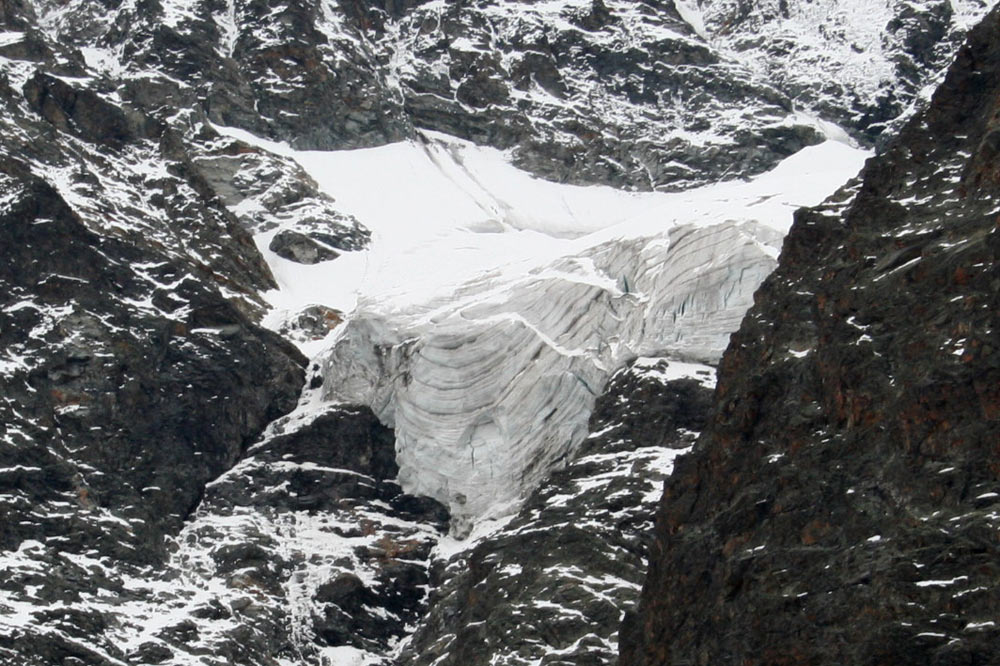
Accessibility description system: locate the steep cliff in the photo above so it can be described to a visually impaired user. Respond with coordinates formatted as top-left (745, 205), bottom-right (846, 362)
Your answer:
top-left (622, 5), bottom-right (1000, 664)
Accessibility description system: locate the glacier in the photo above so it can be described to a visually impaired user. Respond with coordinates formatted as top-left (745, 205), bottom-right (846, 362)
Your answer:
top-left (216, 127), bottom-right (869, 533)
top-left (319, 220), bottom-right (783, 533)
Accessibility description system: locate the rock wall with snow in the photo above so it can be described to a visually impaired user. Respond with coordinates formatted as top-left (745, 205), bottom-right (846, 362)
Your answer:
top-left (0, 0), bottom-right (996, 663)
top-left (621, 6), bottom-right (1000, 663)
top-left (19, 0), bottom-right (986, 191)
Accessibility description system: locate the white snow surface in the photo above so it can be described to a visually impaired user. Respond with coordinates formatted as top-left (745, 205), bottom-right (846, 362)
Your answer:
top-left (213, 124), bottom-right (868, 531)
top-left (218, 123), bottom-right (866, 335)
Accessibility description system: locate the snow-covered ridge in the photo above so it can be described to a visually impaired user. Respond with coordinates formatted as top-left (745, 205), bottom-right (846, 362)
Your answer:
top-left (214, 126), bottom-right (869, 532)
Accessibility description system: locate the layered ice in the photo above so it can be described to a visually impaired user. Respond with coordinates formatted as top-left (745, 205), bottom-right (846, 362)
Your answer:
top-left (321, 221), bottom-right (783, 532)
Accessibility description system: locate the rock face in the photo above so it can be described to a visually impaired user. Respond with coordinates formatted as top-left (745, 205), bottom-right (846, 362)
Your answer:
top-left (0, 0), bottom-right (375, 657)
top-left (622, 6), bottom-right (1000, 664)
top-left (384, 0), bottom-right (822, 190)
top-left (0, 0), bottom-right (374, 288)
top-left (321, 221), bottom-right (781, 531)
top-left (153, 404), bottom-right (449, 665)
top-left (0, 399), bottom-right (449, 665)
top-left (360, 0), bottom-right (985, 189)
top-left (13, 0), bottom-right (985, 190)
top-left (700, 0), bottom-right (986, 140)
top-left (399, 358), bottom-right (714, 666)
top-left (0, 153), bottom-right (308, 661)
top-left (0, 156), bottom-right (305, 556)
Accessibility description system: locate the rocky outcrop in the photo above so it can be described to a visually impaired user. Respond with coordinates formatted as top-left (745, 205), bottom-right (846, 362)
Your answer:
top-left (0, 157), bottom-right (305, 555)
top-left (268, 229), bottom-right (342, 263)
top-left (187, 128), bottom-right (372, 251)
top-left (0, 390), bottom-right (449, 664)
top-left (0, 11), bottom-right (378, 659)
top-left (701, 0), bottom-right (983, 140)
top-left (0, 155), bottom-right (307, 662)
top-left (19, 0), bottom-right (986, 191)
top-left (153, 404), bottom-right (449, 665)
top-left (622, 6), bottom-right (1000, 664)
top-left (100, 0), bottom-right (409, 151)
top-left (0, 2), bottom-right (374, 303)
top-left (384, 0), bottom-right (823, 190)
top-left (399, 358), bottom-right (714, 666)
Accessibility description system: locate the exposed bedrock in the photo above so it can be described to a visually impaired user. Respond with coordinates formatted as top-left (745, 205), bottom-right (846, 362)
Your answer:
top-left (0, 156), bottom-right (307, 663)
top-left (621, 6), bottom-right (1000, 664)
top-left (0, 158), bottom-right (306, 563)
top-left (321, 220), bottom-right (782, 531)
top-left (30, 0), bottom-right (986, 190)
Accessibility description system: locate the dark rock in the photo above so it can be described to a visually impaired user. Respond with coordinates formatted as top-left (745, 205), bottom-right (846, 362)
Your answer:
top-left (0, 153), bottom-right (305, 662)
top-left (256, 405), bottom-right (399, 479)
top-left (146, 405), bottom-right (451, 663)
top-left (189, 131), bottom-right (372, 253)
top-left (0, 157), bottom-right (305, 559)
top-left (315, 572), bottom-right (369, 606)
top-left (269, 229), bottom-right (341, 263)
top-left (584, 358), bottom-right (715, 455)
top-left (277, 304), bottom-right (345, 346)
top-left (23, 72), bottom-right (158, 147)
top-left (130, 642), bottom-right (173, 664)
top-left (622, 7), bottom-right (1000, 665)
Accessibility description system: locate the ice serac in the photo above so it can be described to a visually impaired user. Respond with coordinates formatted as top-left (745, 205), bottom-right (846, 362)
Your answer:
top-left (321, 220), bottom-right (781, 531)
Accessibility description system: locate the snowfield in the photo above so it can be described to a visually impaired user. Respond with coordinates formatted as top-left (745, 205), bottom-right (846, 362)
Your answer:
top-left (214, 123), bottom-right (868, 345)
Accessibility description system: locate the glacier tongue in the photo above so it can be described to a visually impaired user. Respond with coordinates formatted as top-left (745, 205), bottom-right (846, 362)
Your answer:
top-left (229, 130), bottom-right (870, 534)
top-left (320, 220), bottom-right (783, 532)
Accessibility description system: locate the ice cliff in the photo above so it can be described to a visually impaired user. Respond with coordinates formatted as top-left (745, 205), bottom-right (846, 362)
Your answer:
top-left (311, 136), bottom-right (866, 531)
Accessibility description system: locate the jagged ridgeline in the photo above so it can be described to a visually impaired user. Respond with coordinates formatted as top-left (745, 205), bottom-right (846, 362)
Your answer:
top-left (0, 0), bottom-right (986, 189)
top-left (622, 5), bottom-right (1000, 664)
top-left (0, 0), bottom-right (994, 664)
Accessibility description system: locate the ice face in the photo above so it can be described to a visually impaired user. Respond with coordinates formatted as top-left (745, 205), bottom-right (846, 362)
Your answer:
top-left (321, 220), bottom-right (783, 532)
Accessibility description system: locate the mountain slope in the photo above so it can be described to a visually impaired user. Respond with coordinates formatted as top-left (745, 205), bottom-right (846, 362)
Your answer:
top-left (622, 5), bottom-right (1000, 664)
top-left (0, 0), bottom-right (996, 663)
top-left (18, 0), bottom-right (986, 190)
top-left (0, 153), bottom-right (307, 664)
